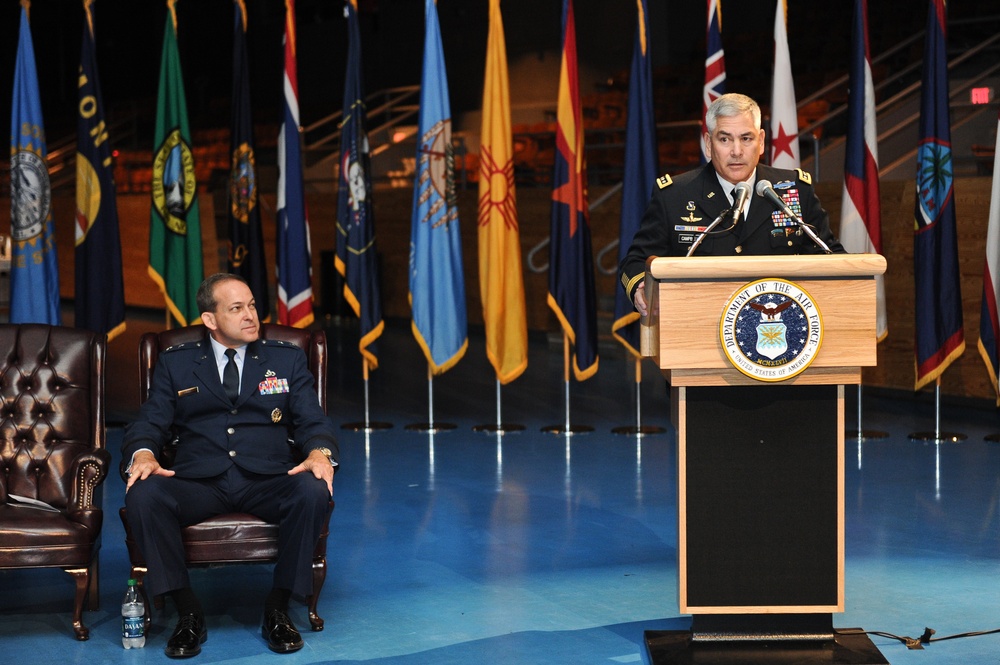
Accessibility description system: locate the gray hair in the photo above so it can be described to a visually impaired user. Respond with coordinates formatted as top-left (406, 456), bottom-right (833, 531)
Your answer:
top-left (197, 273), bottom-right (249, 314)
top-left (705, 93), bottom-right (762, 134)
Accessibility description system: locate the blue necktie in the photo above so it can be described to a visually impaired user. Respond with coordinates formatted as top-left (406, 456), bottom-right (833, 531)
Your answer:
top-left (223, 348), bottom-right (239, 403)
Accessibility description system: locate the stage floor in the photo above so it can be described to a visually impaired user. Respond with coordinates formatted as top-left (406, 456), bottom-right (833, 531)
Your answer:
top-left (2, 315), bottom-right (998, 664)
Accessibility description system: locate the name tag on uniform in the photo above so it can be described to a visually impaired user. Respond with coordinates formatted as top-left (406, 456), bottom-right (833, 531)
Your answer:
top-left (177, 386), bottom-right (199, 397)
top-left (258, 377), bottom-right (290, 395)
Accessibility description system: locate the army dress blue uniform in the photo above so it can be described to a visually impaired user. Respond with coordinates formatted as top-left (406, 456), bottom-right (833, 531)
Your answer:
top-left (618, 163), bottom-right (845, 305)
top-left (123, 334), bottom-right (339, 601)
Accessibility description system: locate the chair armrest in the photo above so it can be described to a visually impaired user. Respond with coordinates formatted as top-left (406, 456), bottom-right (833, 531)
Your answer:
top-left (68, 449), bottom-right (111, 529)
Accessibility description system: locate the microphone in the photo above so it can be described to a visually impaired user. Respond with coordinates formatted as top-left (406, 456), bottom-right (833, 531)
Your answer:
top-left (685, 207), bottom-right (733, 257)
top-left (755, 179), bottom-right (832, 253)
top-left (731, 181), bottom-right (752, 226)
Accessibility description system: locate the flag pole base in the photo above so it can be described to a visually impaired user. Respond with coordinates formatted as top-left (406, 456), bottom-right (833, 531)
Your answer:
top-left (845, 429), bottom-right (889, 440)
top-left (341, 421), bottom-right (394, 432)
top-left (540, 424), bottom-right (593, 435)
top-left (907, 431), bottom-right (966, 443)
top-left (405, 422), bottom-right (457, 433)
top-left (611, 425), bottom-right (666, 436)
top-left (472, 423), bottom-right (526, 434)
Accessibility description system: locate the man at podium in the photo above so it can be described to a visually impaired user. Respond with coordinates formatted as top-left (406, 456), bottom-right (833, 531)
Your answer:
top-left (619, 93), bottom-right (844, 316)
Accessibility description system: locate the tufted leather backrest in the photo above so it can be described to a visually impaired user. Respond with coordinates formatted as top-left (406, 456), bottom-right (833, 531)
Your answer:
top-left (0, 325), bottom-right (106, 510)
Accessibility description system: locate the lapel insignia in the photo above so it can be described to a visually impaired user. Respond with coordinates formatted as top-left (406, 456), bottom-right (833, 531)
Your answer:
top-left (265, 369), bottom-right (276, 377)
top-left (707, 191), bottom-right (716, 199)
top-left (271, 408), bottom-right (282, 423)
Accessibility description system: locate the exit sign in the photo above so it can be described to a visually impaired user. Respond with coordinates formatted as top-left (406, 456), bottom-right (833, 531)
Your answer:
top-left (971, 87), bottom-right (994, 104)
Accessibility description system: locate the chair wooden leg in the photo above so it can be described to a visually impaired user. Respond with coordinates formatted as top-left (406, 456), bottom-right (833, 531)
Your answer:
top-left (131, 566), bottom-right (153, 632)
top-left (65, 567), bottom-right (91, 641)
top-left (307, 559), bottom-right (327, 631)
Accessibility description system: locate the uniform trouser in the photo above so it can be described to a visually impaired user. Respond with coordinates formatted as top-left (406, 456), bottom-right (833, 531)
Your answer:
top-left (124, 464), bottom-right (331, 600)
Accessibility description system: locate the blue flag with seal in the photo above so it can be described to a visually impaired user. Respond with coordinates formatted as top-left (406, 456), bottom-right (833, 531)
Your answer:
top-left (10, 5), bottom-right (61, 325)
top-left (913, 0), bottom-right (964, 390)
top-left (228, 0), bottom-right (269, 320)
top-left (612, 0), bottom-right (657, 358)
top-left (409, 0), bottom-right (468, 375)
top-left (335, 0), bottom-right (384, 369)
top-left (76, 0), bottom-right (125, 341)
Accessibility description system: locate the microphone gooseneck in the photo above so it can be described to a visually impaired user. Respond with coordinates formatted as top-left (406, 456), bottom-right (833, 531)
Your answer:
top-left (755, 179), bottom-right (832, 254)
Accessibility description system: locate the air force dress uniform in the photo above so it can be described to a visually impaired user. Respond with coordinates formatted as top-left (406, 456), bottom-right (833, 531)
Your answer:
top-left (123, 335), bottom-right (338, 600)
top-left (618, 163), bottom-right (845, 305)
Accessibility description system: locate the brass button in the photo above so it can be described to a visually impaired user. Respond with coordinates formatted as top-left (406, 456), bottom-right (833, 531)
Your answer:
top-left (229, 450), bottom-right (236, 457)
top-left (227, 427), bottom-right (235, 435)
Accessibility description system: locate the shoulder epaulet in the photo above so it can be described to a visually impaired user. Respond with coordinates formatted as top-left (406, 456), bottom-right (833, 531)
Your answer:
top-left (795, 168), bottom-right (812, 185)
top-left (656, 173), bottom-right (673, 189)
top-left (162, 340), bottom-right (202, 354)
top-left (260, 338), bottom-right (298, 349)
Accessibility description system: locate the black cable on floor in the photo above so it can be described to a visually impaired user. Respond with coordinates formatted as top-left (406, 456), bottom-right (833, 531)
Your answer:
top-left (835, 627), bottom-right (1000, 651)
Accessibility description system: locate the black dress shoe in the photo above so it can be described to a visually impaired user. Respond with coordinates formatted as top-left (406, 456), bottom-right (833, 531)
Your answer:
top-left (262, 609), bottom-right (304, 654)
top-left (165, 612), bottom-right (207, 658)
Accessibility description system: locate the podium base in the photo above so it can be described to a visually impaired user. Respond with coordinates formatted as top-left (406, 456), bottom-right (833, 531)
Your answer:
top-left (644, 628), bottom-right (888, 664)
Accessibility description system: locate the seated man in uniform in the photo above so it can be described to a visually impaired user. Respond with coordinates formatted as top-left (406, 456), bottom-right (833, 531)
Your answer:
top-left (619, 92), bottom-right (845, 316)
top-left (123, 273), bottom-right (338, 657)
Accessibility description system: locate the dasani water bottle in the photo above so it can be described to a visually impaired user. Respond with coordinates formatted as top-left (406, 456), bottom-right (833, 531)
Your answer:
top-left (121, 578), bottom-right (145, 648)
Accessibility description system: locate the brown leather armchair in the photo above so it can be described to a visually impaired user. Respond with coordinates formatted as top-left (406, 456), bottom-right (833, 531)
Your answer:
top-left (0, 324), bottom-right (110, 640)
top-left (118, 323), bottom-right (333, 631)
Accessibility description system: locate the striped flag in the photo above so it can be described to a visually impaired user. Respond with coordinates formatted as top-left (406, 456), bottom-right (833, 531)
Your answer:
top-left (336, 0), bottom-right (384, 368)
top-left (612, 0), bottom-right (657, 357)
top-left (548, 0), bottom-right (598, 381)
top-left (840, 0), bottom-right (886, 341)
top-left (10, 5), bottom-right (61, 325)
top-left (276, 0), bottom-right (313, 328)
top-left (409, 0), bottom-right (467, 375)
top-left (478, 0), bottom-right (527, 385)
top-left (228, 0), bottom-right (270, 320)
top-left (979, 107), bottom-right (1000, 405)
top-left (700, 0), bottom-right (725, 163)
top-left (914, 0), bottom-right (964, 390)
top-left (769, 0), bottom-right (800, 169)
top-left (149, 5), bottom-right (203, 326)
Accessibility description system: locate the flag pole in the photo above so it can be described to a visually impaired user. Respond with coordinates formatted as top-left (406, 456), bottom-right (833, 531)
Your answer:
top-left (473, 379), bottom-right (525, 434)
top-left (612, 356), bottom-right (665, 436)
top-left (541, 332), bottom-right (592, 435)
top-left (846, 384), bottom-right (887, 440)
top-left (341, 358), bottom-right (393, 432)
top-left (407, 364), bottom-right (455, 432)
top-left (908, 378), bottom-right (965, 443)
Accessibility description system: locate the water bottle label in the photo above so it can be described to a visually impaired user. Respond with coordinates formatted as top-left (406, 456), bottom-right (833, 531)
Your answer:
top-left (123, 616), bottom-right (144, 638)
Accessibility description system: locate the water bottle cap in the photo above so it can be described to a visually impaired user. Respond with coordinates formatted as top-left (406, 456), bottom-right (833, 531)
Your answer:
top-left (127, 578), bottom-right (137, 585)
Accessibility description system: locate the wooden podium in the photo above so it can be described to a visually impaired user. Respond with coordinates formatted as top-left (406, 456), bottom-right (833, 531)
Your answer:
top-left (639, 254), bottom-right (889, 664)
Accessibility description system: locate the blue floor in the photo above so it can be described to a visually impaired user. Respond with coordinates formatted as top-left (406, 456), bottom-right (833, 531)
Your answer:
top-left (2, 319), bottom-right (999, 663)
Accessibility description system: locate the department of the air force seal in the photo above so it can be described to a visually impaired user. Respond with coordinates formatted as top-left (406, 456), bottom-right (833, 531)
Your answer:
top-left (10, 150), bottom-right (51, 241)
top-left (719, 278), bottom-right (823, 382)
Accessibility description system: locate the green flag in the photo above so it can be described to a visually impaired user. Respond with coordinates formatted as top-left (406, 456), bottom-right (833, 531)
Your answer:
top-left (149, 7), bottom-right (202, 326)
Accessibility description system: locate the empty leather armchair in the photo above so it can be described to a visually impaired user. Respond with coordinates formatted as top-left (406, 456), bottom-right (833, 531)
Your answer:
top-left (0, 324), bottom-right (110, 640)
top-left (119, 323), bottom-right (332, 631)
